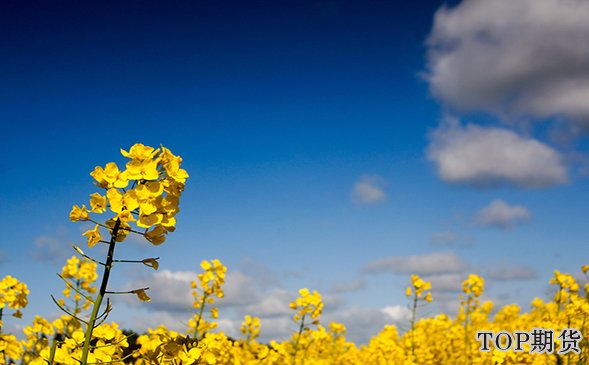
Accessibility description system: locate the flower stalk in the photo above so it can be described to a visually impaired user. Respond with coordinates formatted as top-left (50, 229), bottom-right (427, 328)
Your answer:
top-left (80, 218), bottom-right (121, 364)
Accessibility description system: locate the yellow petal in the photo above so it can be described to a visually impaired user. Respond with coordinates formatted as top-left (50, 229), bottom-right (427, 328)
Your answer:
top-left (106, 188), bottom-right (124, 213)
top-left (201, 260), bottom-right (212, 271)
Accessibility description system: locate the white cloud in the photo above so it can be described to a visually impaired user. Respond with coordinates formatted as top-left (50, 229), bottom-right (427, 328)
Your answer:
top-left (363, 252), bottom-right (467, 276)
top-left (475, 199), bottom-right (531, 229)
top-left (485, 263), bottom-right (537, 281)
top-left (120, 268), bottom-right (295, 342)
top-left (352, 175), bottom-right (387, 205)
top-left (427, 121), bottom-right (568, 188)
top-left (122, 270), bottom-right (195, 312)
top-left (241, 288), bottom-right (294, 318)
top-left (426, 0), bottom-right (589, 126)
top-left (122, 269), bottom-right (269, 312)
top-left (381, 305), bottom-right (412, 323)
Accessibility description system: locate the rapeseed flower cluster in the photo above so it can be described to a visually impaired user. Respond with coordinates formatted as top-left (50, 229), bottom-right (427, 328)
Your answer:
top-left (406, 274), bottom-right (432, 302)
top-left (286, 288), bottom-right (324, 364)
top-left (0, 275), bottom-right (29, 323)
top-left (289, 288), bottom-right (323, 323)
top-left (59, 256), bottom-right (98, 313)
top-left (241, 315), bottom-right (261, 343)
top-left (405, 275), bottom-right (433, 362)
top-left (188, 259), bottom-right (227, 339)
top-left (0, 276), bottom-right (29, 365)
top-left (71, 143), bottom-right (188, 247)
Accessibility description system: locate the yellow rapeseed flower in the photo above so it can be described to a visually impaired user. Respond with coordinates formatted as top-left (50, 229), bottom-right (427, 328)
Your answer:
top-left (82, 224), bottom-right (102, 248)
top-left (69, 204), bottom-right (89, 222)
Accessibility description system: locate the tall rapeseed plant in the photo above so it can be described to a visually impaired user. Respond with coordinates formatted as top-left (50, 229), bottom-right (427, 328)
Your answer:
top-left (67, 144), bottom-right (188, 364)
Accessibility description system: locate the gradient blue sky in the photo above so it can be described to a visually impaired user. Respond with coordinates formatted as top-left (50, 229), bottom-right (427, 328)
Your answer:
top-left (2, 0), bottom-right (588, 343)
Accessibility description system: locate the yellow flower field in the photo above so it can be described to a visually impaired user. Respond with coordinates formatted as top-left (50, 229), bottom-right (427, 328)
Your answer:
top-left (1, 144), bottom-right (587, 365)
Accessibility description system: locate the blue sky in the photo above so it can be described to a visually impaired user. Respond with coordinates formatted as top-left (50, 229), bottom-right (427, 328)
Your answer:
top-left (2, 0), bottom-right (588, 344)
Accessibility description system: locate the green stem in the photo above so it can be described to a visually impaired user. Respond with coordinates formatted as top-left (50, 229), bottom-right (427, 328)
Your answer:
top-left (464, 296), bottom-right (471, 365)
top-left (80, 218), bottom-right (121, 364)
top-left (556, 284), bottom-right (563, 315)
top-left (193, 293), bottom-right (208, 340)
top-left (292, 314), bottom-right (306, 365)
top-left (74, 279), bottom-right (81, 315)
top-left (47, 338), bottom-right (59, 365)
top-left (0, 308), bottom-right (3, 365)
top-left (89, 219), bottom-right (144, 235)
top-left (411, 294), bottom-right (417, 358)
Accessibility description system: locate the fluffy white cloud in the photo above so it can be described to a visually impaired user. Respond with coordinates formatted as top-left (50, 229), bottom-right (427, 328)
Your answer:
top-left (121, 268), bottom-right (297, 341)
top-left (427, 121), bottom-right (568, 188)
top-left (352, 175), bottom-right (387, 205)
top-left (363, 251), bottom-right (467, 276)
top-left (475, 199), bottom-right (531, 229)
top-left (381, 305), bottom-right (412, 323)
top-left (426, 0), bottom-right (589, 125)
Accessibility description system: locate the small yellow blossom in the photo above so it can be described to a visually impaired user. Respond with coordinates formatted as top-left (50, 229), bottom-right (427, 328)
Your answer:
top-left (82, 224), bottom-right (102, 248)
top-left (89, 192), bottom-right (107, 213)
top-left (69, 204), bottom-right (89, 222)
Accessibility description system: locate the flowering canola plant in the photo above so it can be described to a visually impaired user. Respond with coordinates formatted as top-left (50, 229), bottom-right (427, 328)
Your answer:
top-left (51, 143), bottom-right (188, 365)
